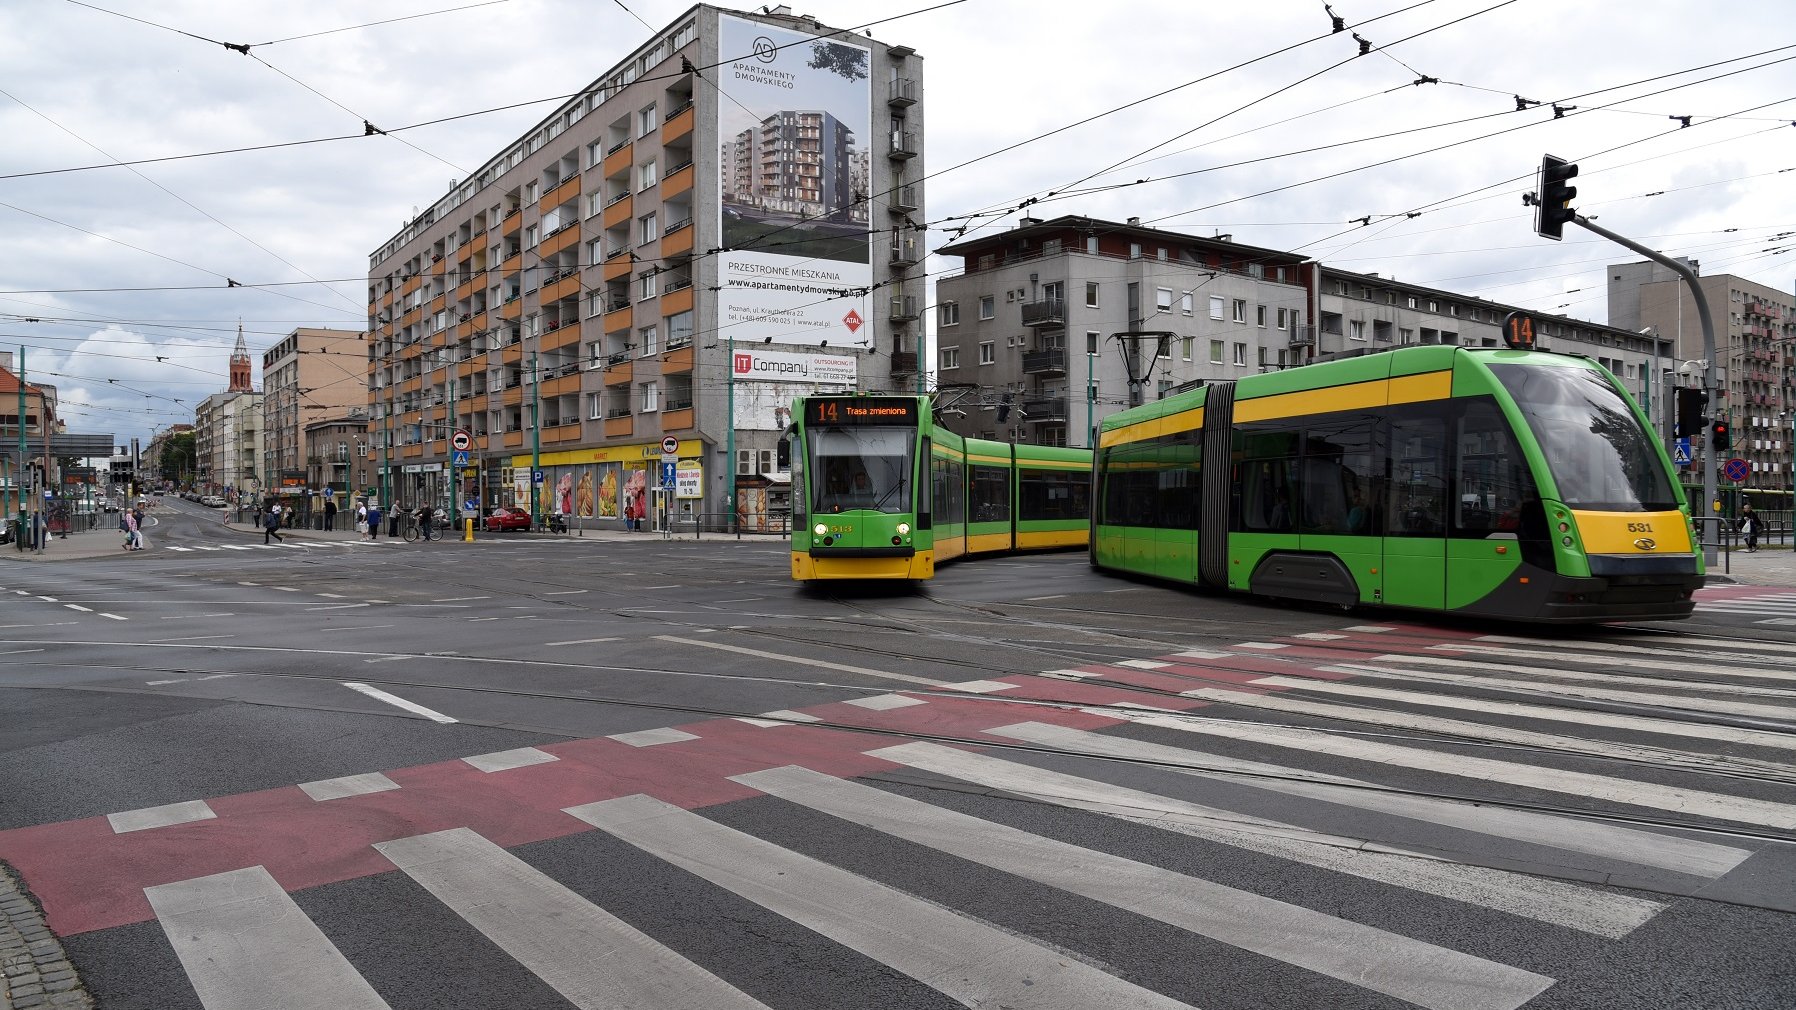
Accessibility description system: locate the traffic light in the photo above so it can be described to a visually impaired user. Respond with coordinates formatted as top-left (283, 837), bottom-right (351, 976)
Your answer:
top-left (1710, 419), bottom-right (1731, 452)
top-left (1535, 154), bottom-right (1579, 240)
top-left (1674, 386), bottom-right (1708, 439)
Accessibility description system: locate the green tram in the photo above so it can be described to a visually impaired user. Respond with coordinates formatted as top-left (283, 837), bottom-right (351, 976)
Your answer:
top-left (1094, 344), bottom-right (1702, 622)
top-left (790, 395), bottom-right (1091, 582)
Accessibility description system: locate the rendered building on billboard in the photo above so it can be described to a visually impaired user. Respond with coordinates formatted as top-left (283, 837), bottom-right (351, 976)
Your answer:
top-left (365, 5), bottom-right (924, 531)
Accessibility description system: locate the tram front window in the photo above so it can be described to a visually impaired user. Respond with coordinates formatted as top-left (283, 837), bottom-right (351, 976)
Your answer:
top-left (1491, 363), bottom-right (1679, 512)
top-left (807, 427), bottom-right (914, 514)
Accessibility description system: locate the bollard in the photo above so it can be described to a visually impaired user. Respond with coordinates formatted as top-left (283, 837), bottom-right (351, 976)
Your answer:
top-left (464, 517), bottom-right (475, 542)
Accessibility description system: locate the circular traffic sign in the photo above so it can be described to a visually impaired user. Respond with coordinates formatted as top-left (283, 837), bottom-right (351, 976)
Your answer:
top-left (451, 429), bottom-right (471, 451)
top-left (1724, 457), bottom-right (1750, 483)
top-left (661, 435), bottom-right (680, 455)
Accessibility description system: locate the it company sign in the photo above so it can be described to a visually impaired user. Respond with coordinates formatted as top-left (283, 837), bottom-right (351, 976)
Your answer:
top-left (732, 349), bottom-right (857, 384)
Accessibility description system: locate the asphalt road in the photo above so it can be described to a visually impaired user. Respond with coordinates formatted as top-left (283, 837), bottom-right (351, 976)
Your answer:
top-left (2, 507), bottom-right (1794, 1009)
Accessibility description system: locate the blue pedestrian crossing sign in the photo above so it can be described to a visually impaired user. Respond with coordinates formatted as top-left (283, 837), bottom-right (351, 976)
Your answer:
top-left (452, 449), bottom-right (470, 466)
top-left (1672, 439), bottom-right (1691, 467)
top-left (660, 461), bottom-right (677, 489)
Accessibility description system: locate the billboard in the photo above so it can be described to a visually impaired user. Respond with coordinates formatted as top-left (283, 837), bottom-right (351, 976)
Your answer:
top-left (731, 348), bottom-right (858, 385)
top-left (717, 14), bottom-right (872, 348)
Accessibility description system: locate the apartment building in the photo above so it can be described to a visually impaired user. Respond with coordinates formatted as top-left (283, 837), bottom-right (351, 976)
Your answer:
top-left (260, 327), bottom-right (366, 498)
top-left (364, 4), bottom-right (924, 527)
top-left (194, 326), bottom-right (262, 498)
top-left (934, 215), bottom-right (1672, 448)
top-left (1616, 262), bottom-right (1796, 485)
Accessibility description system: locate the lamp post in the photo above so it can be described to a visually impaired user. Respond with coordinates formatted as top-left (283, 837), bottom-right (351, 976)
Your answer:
top-left (529, 353), bottom-right (540, 531)
top-left (725, 334), bottom-right (735, 534)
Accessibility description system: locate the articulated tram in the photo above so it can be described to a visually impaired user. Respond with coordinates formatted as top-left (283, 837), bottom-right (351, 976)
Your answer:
top-left (1094, 344), bottom-right (1702, 622)
top-left (789, 395), bottom-right (1091, 582)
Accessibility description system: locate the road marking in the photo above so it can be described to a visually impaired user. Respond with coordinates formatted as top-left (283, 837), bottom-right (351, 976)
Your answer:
top-left (238, 581), bottom-right (260, 586)
top-left (146, 635), bottom-right (235, 643)
top-left (759, 710), bottom-right (822, 723)
top-left (842, 694), bottom-right (925, 710)
top-left (1379, 655), bottom-right (1796, 716)
top-left (0, 623), bottom-right (78, 630)
top-left (463, 747), bottom-right (558, 772)
top-left (543, 637), bottom-right (620, 647)
top-left (146, 866), bottom-right (391, 1010)
top-left (108, 799), bottom-right (217, 834)
top-left (35, 596), bottom-right (57, 602)
top-left (942, 679), bottom-right (1015, 693)
top-left (609, 727), bottom-right (698, 747)
top-left (342, 682), bottom-right (457, 724)
top-left (1023, 594), bottom-right (1067, 600)
top-left (316, 592), bottom-right (346, 599)
top-left (99, 613), bottom-right (127, 621)
top-left (738, 765), bottom-right (1554, 1010)
top-left (1140, 709), bottom-right (1796, 830)
top-left (644, 584), bottom-right (679, 590)
top-left (568, 794), bottom-right (1195, 1010)
top-left (375, 828), bottom-right (766, 1010)
top-left (655, 635), bottom-right (941, 686)
top-left (991, 721), bottom-right (1751, 879)
top-left (871, 741), bottom-right (1662, 938)
top-left (272, 586), bottom-right (300, 593)
top-left (540, 589), bottom-right (588, 595)
top-left (1430, 643), bottom-right (1796, 685)
top-left (0, 648), bottom-right (45, 656)
top-left (432, 596), bottom-right (490, 602)
top-left (298, 772), bottom-right (400, 801)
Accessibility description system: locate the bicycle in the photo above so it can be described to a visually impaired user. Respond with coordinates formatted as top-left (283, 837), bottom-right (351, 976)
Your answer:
top-left (401, 518), bottom-right (442, 542)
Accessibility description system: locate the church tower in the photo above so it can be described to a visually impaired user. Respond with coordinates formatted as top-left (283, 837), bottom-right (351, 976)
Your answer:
top-left (228, 321), bottom-right (253, 392)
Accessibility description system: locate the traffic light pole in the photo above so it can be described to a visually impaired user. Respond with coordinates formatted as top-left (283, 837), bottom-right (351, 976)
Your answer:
top-left (1572, 213), bottom-right (1719, 565)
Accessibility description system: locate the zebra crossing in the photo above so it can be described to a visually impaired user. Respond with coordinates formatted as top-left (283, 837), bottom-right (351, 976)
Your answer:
top-left (161, 540), bottom-right (397, 552)
top-left (6, 619), bottom-right (1795, 1008)
top-left (1695, 586), bottom-right (1796, 621)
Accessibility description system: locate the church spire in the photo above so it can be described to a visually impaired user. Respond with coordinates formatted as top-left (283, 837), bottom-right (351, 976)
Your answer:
top-left (228, 320), bottom-right (253, 392)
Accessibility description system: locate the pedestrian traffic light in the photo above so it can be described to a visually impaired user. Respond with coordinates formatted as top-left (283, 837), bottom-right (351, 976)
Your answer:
top-left (1710, 419), bottom-right (1731, 451)
top-left (1534, 154), bottom-right (1579, 241)
top-left (1674, 386), bottom-right (1708, 438)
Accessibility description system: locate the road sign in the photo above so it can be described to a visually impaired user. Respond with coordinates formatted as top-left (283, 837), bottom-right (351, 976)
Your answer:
top-left (1723, 457), bottom-right (1750, 483)
top-left (452, 449), bottom-right (470, 466)
top-left (451, 430), bottom-right (472, 452)
top-left (661, 435), bottom-right (680, 455)
top-left (660, 461), bottom-right (677, 489)
top-left (1672, 439), bottom-right (1691, 466)
top-left (532, 469), bottom-right (545, 485)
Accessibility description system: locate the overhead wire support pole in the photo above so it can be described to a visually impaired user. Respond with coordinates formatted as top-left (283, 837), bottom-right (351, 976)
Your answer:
top-left (1571, 213), bottom-right (1719, 566)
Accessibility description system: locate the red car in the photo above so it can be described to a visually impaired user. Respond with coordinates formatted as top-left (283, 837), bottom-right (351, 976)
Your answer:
top-left (483, 506), bottom-right (532, 532)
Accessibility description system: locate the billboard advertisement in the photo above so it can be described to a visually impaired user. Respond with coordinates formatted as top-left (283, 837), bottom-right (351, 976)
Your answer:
top-left (717, 14), bottom-right (872, 348)
top-left (731, 348), bottom-right (858, 385)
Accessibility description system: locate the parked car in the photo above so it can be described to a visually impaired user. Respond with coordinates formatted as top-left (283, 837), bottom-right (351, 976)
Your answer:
top-left (101, 500), bottom-right (119, 513)
top-left (482, 506), bottom-right (532, 532)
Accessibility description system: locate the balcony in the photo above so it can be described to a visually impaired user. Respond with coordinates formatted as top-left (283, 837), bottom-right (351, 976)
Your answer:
top-left (888, 131), bottom-right (918, 160)
top-left (1290, 325), bottom-right (1317, 347)
top-left (888, 77), bottom-right (917, 108)
top-left (662, 217), bottom-right (694, 257)
top-left (889, 295), bottom-right (919, 322)
top-left (660, 161), bottom-right (694, 199)
top-left (662, 101), bottom-right (694, 143)
top-left (661, 406), bottom-right (694, 431)
top-left (889, 235), bottom-right (919, 267)
top-left (1022, 396), bottom-right (1068, 422)
top-left (604, 413), bottom-right (633, 438)
top-left (1022, 348), bottom-right (1068, 375)
top-left (888, 184), bottom-right (918, 214)
top-left (602, 140), bottom-right (632, 177)
top-left (1021, 298), bottom-right (1065, 327)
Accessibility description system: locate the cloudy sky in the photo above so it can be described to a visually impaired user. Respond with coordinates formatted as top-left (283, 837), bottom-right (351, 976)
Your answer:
top-left (3, 0), bottom-right (1792, 443)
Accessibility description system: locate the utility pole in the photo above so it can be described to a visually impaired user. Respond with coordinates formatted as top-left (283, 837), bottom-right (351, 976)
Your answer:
top-left (16, 346), bottom-right (27, 549)
top-left (529, 353), bottom-right (541, 531)
top-left (724, 335), bottom-right (735, 533)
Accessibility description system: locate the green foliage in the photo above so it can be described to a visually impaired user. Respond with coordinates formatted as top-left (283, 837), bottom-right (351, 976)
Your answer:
top-left (806, 41), bottom-right (867, 81)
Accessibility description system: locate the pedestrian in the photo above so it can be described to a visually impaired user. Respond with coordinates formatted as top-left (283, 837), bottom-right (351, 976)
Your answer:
top-left (367, 501), bottom-right (383, 541)
top-left (416, 502), bottom-right (435, 542)
top-left (132, 501), bottom-right (148, 551)
top-left (1741, 504), bottom-right (1761, 552)
top-left (120, 508), bottom-right (138, 551)
top-left (355, 499), bottom-right (369, 538)
top-left (323, 497), bottom-right (338, 531)
top-left (264, 502), bottom-right (285, 544)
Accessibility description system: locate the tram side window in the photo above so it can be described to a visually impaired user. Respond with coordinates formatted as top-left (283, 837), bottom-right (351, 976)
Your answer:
top-left (970, 465), bottom-right (1011, 523)
top-left (1020, 469), bottom-right (1089, 521)
top-left (1454, 400), bottom-right (1539, 537)
top-left (931, 455), bottom-right (966, 526)
top-left (1388, 414), bottom-right (1448, 536)
top-left (1235, 427), bottom-right (1299, 532)
top-left (1154, 439), bottom-right (1201, 530)
top-left (1101, 443), bottom-right (1161, 527)
top-left (1299, 420), bottom-right (1379, 535)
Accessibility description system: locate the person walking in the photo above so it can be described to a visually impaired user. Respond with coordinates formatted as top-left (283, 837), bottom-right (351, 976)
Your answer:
top-left (323, 497), bottom-right (338, 531)
top-left (131, 501), bottom-right (148, 551)
top-left (121, 508), bottom-right (139, 551)
top-left (1741, 504), bottom-right (1761, 552)
top-left (355, 499), bottom-right (369, 538)
top-left (367, 501), bottom-right (383, 541)
top-left (263, 502), bottom-right (285, 544)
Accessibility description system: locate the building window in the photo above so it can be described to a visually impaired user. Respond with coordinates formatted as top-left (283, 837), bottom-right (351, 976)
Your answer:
top-left (979, 295), bottom-right (995, 320)
top-left (1233, 342), bottom-right (1247, 366)
top-left (587, 237), bottom-right (604, 266)
top-left (1210, 339), bottom-right (1224, 364)
top-left (1086, 236), bottom-right (1099, 254)
top-left (940, 347), bottom-right (960, 370)
top-left (1087, 330), bottom-right (1100, 355)
top-left (1158, 338), bottom-right (1172, 359)
top-left (638, 325), bottom-right (658, 356)
top-left (1182, 292), bottom-right (1194, 316)
top-left (638, 212), bottom-right (658, 244)
top-left (588, 392), bottom-right (604, 419)
top-left (1349, 319), bottom-right (1366, 341)
top-left (1232, 298), bottom-right (1247, 323)
top-left (1182, 336), bottom-right (1193, 361)
top-left (639, 159), bottom-right (657, 190)
top-left (588, 191), bottom-right (604, 218)
top-left (1256, 305), bottom-right (1267, 327)
top-left (639, 104), bottom-right (657, 137)
top-left (1209, 295), bottom-right (1225, 320)
top-left (979, 341), bottom-right (995, 365)
top-left (526, 181), bottom-right (540, 203)
top-left (1276, 307), bottom-right (1288, 329)
top-left (1129, 242), bottom-right (1142, 259)
top-left (640, 272), bottom-right (657, 301)
top-left (939, 301), bottom-right (960, 326)
top-left (667, 310), bottom-right (694, 348)
top-left (640, 381), bottom-right (659, 412)
top-left (1085, 282), bottom-right (1099, 307)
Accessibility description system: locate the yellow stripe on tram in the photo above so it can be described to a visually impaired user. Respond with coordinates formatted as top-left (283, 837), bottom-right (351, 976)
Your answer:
top-left (1099, 406), bottom-right (1203, 448)
top-left (1233, 371), bottom-right (1452, 423)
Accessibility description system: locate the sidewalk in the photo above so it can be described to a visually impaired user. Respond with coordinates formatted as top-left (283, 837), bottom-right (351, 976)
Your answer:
top-left (0, 514), bottom-right (769, 562)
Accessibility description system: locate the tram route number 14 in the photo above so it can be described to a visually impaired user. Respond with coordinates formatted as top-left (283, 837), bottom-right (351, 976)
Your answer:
top-left (1501, 311), bottom-right (1537, 350)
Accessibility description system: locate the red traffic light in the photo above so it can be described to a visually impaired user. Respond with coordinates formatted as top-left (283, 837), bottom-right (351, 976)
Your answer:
top-left (1710, 420), bottom-right (1731, 451)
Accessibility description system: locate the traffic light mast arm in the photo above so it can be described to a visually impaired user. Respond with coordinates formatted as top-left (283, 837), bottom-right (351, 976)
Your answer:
top-left (1568, 210), bottom-right (1721, 560)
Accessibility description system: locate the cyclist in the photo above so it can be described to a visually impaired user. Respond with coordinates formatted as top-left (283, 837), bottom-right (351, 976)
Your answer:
top-left (416, 503), bottom-right (435, 542)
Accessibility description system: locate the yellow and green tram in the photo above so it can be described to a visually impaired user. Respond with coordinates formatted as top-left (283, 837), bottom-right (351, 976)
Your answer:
top-left (1094, 345), bottom-right (1702, 622)
top-left (790, 395), bottom-right (1091, 582)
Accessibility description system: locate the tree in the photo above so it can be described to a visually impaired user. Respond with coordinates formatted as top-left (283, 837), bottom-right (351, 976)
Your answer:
top-left (807, 41), bottom-right (867, 82)
top-left (158, 432), bottom-right (197, 484)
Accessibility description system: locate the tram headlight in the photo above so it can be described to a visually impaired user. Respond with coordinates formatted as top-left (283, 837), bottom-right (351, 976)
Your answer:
top-left (1557, 522), bottom-right (1570, 533)
top-left (1561, 536), bottom-right (1574, 546)
top-left (813, 523), bottom-right (828, 536)
top-left (896, 522), bottom-right (910, 536)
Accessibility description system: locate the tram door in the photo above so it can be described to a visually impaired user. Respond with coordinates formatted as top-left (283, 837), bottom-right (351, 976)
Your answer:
top-left (1383, 415), bottom-right (1448, 610)
top-left (1446, 403), bottom-right (1539, 606)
